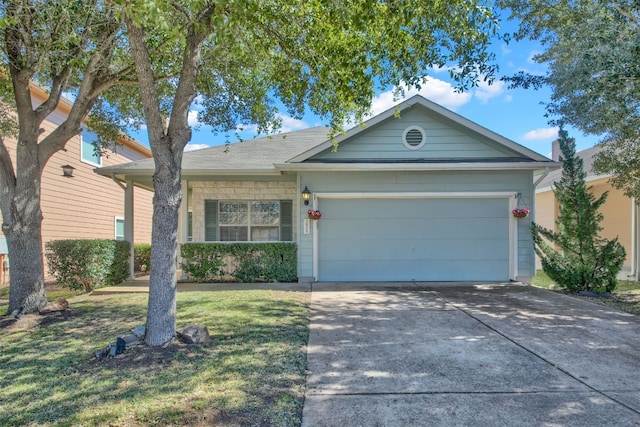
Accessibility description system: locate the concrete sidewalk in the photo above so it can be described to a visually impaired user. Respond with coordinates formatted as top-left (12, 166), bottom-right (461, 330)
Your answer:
top-left (302, 282), bottom-right (640, 426)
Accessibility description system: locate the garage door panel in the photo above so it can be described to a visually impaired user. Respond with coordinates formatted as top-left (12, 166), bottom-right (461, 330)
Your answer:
top-left (319, 238), bottom-right (508, 262)
top-left (327, 198), bottom-right (504, 219)
top-left (317, 197), bottom-right (510, 281)
top-left (319, 259), bottom-right (509, 282)
top-left (320, 218), bottom-right (507, 240)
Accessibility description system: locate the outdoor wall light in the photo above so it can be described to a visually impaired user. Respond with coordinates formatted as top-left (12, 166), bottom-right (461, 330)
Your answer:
top-left (301, 186), bottom-right (311, 205)
top-left (61, 164), bottom-right (75, 177)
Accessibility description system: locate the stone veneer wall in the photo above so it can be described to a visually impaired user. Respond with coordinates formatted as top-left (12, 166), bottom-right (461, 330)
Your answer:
top-left (190, 180), bottom-right (298, 242)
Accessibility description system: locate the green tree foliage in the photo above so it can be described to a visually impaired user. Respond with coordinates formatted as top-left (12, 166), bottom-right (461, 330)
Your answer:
top-left (531, 129), bottom-right (625, 294)
top-left (118, 0), bottom-right (504, 345)
top-left (501, 0), bottom-right (640, 199)
top-left (0, 0), bottom-right (141, 313)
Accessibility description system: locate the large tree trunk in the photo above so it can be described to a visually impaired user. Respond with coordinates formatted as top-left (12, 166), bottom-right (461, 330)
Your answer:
top-left (3, 159), bottom-right (48, 314)
top-left (145, 160), bottom-right (182, 346)
top-left (6, 225), bottom-right (47, 314)
top-left (126, 10), bottom-right (209, 347)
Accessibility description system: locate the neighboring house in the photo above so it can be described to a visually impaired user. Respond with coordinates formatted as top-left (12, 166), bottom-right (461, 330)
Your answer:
top-left (98, 95), bottom-right (557, 283)
top-left (0, 85), bottom-right (154, 278)
top-left (535, 142), bottom-right (640, 281)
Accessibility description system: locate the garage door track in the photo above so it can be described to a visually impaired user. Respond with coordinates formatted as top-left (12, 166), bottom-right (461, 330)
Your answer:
top-left (302, 283), bottom-right (640, 426)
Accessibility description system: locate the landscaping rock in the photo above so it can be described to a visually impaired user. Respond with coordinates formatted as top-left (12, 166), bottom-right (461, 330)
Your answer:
top-left (11, 307), bottom-right (24, 319)
top-left (176, 324), bottom-right (211, 345)
top-left (120, 334), bottom-right (141, 347)
top-left (39, 298), bottom-right (69, 314)
top-left (132, 325), bottom-right (146, 338)
top-left (95, 346), bottom-right (110, 360)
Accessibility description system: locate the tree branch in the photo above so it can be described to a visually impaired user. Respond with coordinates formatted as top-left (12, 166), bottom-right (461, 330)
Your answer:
top-left (611, 2), bottom-right (640, 26)
top-left (167, 5), bottom-right (215, 149)
top-left (126, 15), bottom-right (167, 145)
top-left (0, 135), bottom-right (16, 217)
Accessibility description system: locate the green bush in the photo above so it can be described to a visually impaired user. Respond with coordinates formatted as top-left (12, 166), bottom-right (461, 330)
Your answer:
top-left (134, 243), bottom-right (151, 273)
top-left (181, 243), bottom-right (297, 283)
top-left (46, 239), bottom-right (130, 292)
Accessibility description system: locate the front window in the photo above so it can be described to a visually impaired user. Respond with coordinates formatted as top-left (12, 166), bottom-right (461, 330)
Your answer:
top-left (205, 200), bottom-right (292, 242)
top-left (115, 217), bottom-right (125, 240)
top-left (81, 128), bottom-right (102, 166)
top-left (219, 201), bottom-right (278, 241)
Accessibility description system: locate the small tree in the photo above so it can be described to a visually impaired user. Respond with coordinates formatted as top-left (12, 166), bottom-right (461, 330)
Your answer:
top-left (532, 129), bottom-right (625, 293)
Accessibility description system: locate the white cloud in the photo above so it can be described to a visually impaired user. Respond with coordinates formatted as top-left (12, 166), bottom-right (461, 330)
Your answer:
top-left (474, 79), bottom-right (505, 104)
top-left (192, 95), bottom-right (205, 111)
top-left (368, 77), bottom-right (472, 118)
top-left (522, 126), bottom-right (559, 141)
top-left (279, 114), bottom-right (309, 133)
top-left (184, 143), bottom-right (210, 152)
top-left (188, 110), bottom-right (199, 126)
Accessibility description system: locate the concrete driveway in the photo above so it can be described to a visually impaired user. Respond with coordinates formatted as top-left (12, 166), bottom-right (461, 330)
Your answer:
top-left (302, 283), bottom-right (640, 426)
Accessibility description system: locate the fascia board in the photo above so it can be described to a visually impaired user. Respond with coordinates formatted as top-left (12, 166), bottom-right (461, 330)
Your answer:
top-left (275, 161), bottom-right (561, 172)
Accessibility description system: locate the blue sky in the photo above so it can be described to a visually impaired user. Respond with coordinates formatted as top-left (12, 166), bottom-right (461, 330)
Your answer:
top-left (132, 20), bottom-right (601, 158)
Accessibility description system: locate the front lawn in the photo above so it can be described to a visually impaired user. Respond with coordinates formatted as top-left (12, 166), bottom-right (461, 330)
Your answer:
top-left (532, 270), bottom-right (640, 316)
top-left (0, 289), bottom-right (310, 426)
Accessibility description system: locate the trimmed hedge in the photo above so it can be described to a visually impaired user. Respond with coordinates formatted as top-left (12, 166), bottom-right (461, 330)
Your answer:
top-left (134, 243), bottom-right (151, 273)
top-left (181, 243), bottom-right (297, 283)
top-left (45, 239), bottom-right (130, 292)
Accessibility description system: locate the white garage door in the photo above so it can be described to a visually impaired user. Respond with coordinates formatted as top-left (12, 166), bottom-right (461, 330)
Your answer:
top-left (316, 197), bottom-right (510, 281)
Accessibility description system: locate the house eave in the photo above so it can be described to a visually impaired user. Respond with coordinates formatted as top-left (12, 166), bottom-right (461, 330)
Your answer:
top-left (97, 167), bottom-right (282, 177)
top-left (275, 161), bottom-right (560, 172)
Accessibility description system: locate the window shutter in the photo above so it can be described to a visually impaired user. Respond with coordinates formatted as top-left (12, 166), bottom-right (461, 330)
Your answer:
top-left (280, 200), bottom-right (293, 241)
top-left (204, 200), bottom-right (218, 241)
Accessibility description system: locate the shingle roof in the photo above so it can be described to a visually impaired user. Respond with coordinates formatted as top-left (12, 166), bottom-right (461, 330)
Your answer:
top-left (96, 126), bottom-right (331, 176)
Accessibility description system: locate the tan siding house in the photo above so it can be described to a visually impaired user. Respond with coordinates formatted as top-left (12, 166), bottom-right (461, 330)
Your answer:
top-left (0, 86), bottom-right (153, 278)
top-left (535, 143), bottom-right (639, 280)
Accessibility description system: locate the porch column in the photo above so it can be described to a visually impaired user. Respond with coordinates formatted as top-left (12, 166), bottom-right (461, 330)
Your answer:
top-left (633, 199), bottom-right (639, 281)
top-left (125, 179), bottom-right (135, 279)
top-left (178, 180), bottom-right (189, 280)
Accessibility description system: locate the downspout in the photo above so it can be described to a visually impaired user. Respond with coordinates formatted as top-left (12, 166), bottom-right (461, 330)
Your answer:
top-left (529, 166), bottom-right (550, 281)
top-left (629, 198), bottom-right (638, 280)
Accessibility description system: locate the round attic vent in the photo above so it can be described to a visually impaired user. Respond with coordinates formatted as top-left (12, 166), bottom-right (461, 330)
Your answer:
top-left (402, 126), bottom-right (426, 150)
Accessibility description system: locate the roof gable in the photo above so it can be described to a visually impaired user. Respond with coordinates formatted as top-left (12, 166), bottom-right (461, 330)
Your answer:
top-left (289, 95), bottom-right (551, 164)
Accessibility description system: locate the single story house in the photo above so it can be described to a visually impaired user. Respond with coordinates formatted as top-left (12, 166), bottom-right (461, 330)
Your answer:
top-left (97, 95), bottom-right (558, 283)
top-left (536, 143), bottom-right (640, 281)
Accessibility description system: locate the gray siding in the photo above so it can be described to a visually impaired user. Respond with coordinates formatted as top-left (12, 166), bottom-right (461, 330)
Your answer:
top-left (313, 107), bottom-right (525, 161)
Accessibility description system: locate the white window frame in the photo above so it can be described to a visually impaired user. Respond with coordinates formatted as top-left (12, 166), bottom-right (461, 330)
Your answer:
top-left (80, 128), bottom-right (102, 167)
top-left (218, 200), bottom-right (281, 242)
top-left (114, 216), bottom-right (125, 241)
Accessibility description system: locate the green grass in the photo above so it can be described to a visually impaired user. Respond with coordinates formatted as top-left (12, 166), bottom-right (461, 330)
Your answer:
top-left (0, 283), bottom-right (83, 302)
top-left (532, 270), bottom-right (640, 315)
top-left (0, 290), bottom-right (310, 426)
